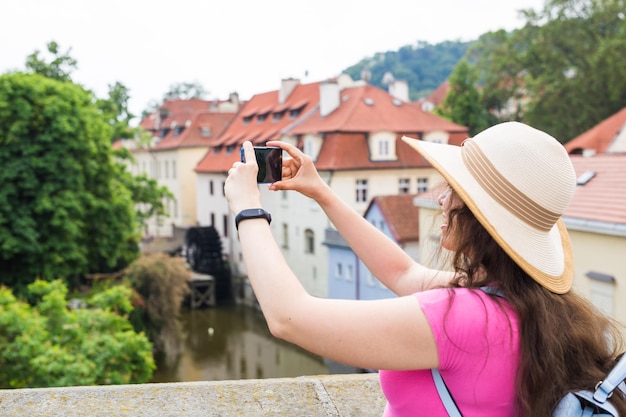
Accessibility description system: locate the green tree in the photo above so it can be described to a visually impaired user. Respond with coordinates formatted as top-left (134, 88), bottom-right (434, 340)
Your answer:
top-left (435, 59), bottom-right (491, 135)
top-left (164, 81), bottom-right (208, 100)
top-left (470, 0), bottom-right (626, 141)
top-left (24, 41), bottom-right (77, 82)
top-left (96, 81), bottom-right (136, 142)
top-left (0, 280), bottom-right (154, 388)
top-left (344, 40), bottom-right (473, 100)
top-left (0, 73), bottom-right (139, 290)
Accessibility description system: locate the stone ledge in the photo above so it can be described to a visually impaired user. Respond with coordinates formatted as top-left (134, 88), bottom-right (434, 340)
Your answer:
top-left (0, 373), bottom-right (386, 417)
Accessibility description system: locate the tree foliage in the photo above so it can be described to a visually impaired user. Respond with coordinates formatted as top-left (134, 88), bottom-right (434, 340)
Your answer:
top-left (435, 59), bottom-right (492, 135)
top-left (164, 81), bottom-right (208, 100)
top-left (0, 280), bottom-right (154, 388)
top-left (24, 41), bottom-right (77, 83)
top-left (125, 253), bottom-right (191, 365)
top-left (343, 40), bottom-right (473, 100)
top-left (469, 0), bottom-right (626, 141)
top-left (0, 73), bottom-right (141, 290)
top-left (96, 81), bottom-right (136, 142)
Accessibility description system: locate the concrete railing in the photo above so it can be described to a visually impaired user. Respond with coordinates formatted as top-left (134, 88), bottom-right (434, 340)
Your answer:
top-left (0, 373), bottom-right (386, 417)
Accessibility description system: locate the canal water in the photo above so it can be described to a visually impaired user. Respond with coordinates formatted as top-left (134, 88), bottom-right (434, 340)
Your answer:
top-left (150, 303), bottom-right (358, 383)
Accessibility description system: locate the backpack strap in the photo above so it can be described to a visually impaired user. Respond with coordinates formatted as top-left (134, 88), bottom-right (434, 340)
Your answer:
top-left (431, 286), bottom-right (501, 416)
top-left (432, 368), bottom-right (463, 417)
top-left (593, 353), bottom-right (626, 403)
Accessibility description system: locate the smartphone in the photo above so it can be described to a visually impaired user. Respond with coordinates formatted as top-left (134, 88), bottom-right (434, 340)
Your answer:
top-left (240, 146), bottom-right (283, 183)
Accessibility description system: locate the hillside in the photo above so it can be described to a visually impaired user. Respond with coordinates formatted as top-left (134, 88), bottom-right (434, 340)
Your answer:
top-left (343, 40), bottom-right (474, 101)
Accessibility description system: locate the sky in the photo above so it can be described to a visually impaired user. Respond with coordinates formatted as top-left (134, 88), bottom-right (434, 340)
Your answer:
top-left (1, 0), bottom-right (546, 123)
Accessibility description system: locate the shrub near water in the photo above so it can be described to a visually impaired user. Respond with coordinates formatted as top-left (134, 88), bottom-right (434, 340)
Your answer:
top-left (0, 280), bottom-right (155, 388)
top-left (126, 253), bottom-right (191, 364)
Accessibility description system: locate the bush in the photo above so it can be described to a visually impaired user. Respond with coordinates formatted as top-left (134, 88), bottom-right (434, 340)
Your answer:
top-left (0, 280), bottom-right (155, 388)
top-left (125, 253), bottom-right (191, 365)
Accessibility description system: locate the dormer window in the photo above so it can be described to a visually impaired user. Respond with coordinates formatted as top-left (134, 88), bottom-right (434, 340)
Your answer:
top-left (226, 145), bottom-right (236, 154)
top-left (173, 126), bottom-right (185, 137)
top-left (257, 113), bottom-right (268, 122)
top-left (243, 116), bottom-right (252, 125)
top-left (369, 132), bottom-right (397, 161)
top-left (272, 111), bottom-right (285, 122)
top-left (200, 127), bottom-right (211, 137)
top-left (289, 109), bottom-right (301, 119)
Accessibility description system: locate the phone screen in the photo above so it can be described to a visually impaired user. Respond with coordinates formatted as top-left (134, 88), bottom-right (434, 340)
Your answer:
top-left (240, 146), bottom-right (282, 183)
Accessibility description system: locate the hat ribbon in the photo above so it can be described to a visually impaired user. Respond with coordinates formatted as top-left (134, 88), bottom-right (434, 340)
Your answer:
top-left (461, 139), bottom-right (560, 232)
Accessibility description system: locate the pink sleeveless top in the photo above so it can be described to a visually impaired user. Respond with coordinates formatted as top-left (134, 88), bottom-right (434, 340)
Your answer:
top-left (379, 288), bottom-right (520, 416)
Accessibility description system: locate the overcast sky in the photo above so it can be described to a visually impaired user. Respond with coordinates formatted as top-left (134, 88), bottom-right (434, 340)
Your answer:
top-left (1, 0), bottom-right (545, 122)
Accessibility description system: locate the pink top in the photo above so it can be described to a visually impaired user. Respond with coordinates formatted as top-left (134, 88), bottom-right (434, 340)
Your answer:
top-left (379, 288), bottom-right (520, 416)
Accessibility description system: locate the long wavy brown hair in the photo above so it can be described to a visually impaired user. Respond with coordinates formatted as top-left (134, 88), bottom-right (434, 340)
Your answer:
top-left (443, 193), bottom-right (626, 416)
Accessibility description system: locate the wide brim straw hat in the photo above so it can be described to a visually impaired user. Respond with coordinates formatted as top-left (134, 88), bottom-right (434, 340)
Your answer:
top-left (402, 121), bottom-right (576, 294)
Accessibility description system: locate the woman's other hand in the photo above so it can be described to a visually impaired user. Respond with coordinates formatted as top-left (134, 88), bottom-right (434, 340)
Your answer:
top-left (225, 141), bottom-right (263, 215)
top-left (267, 140), bottom-right (329, 201)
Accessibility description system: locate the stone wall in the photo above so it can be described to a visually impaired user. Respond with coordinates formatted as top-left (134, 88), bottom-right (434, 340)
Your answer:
top-left (0, 373), bottom-right (386, 417)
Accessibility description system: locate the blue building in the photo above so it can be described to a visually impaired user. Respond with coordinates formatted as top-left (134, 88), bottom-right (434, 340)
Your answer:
top-left (324, 194), bottom-right (421, 300)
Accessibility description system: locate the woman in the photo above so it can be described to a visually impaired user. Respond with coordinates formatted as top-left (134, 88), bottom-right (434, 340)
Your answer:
top-left (224, 122), bottom-right (625, 416)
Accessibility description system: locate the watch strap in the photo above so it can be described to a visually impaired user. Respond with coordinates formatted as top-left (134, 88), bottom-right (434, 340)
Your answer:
top-left (235, 208), bottom-right (272, 230)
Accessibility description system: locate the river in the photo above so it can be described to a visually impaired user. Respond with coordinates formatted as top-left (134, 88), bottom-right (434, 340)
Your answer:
top-left (150, 303), bottom-right (359, 383)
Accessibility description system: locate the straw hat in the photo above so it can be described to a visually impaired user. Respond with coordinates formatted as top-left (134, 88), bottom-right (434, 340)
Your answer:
top-left (402, 122), bottom-right (576, 294)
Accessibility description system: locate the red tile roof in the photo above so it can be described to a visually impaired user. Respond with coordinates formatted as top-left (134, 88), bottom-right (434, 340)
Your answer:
top-left (153, 112), bottom-right (236, 150)
top-left (366, 194), bottom-right (420, 243)
top-left (195, 80), bottom-right (469, 174)
top-left (564, 154), bottom-right (626, 226)
top-left (288, 84), bottom-right (466, 134)
top-left (314, 132), bottom-right (448, 170)
top-left (423, 80), bottom-right (450, 107)
top-left (137, 98), bottom-right (239, 151)
top-left (565, 107), bottom-right (626, 154)
top-left (139, 98), bottom-right (215, 131)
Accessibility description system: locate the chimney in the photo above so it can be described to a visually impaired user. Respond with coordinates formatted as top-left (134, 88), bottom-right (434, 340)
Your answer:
top-left (279, 78), bottom-right (300, 104)
top-left (389, 80), bottom-right (409, 102)
top-left (229, 92), bottom-right (240, 106)
top-left (320, 81), bottom-right (340, 117)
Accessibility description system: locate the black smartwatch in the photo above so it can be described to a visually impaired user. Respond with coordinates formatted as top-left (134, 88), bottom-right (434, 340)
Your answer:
top-left (235, 208), bottom-right (272, 230)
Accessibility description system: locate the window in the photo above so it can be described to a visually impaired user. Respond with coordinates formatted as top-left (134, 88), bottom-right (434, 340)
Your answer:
top-left (257, 113), bottom-right (268, 122)
top-left (172, 161), bottom-right (177, 179)
top-left (346, 264), bottom-right (353, 282)
top-left (417, 177), bottom-right (428, 193)
top-left (289, 109), bottom-right (301, 119)
top-left (223, 214), bottom-right (229, 238)
top-left (209, 180), bottom-right (214, 196)
top-left (304, 229), bottom-right (315, 254)
top-left (335, 262), bottom-right (343, 279)
top-left (200, 127), bottom-right (211, 137)
top-left (282, 223), bottom-right (289, 249)
top-left (272, 111), bottom-right (284, 122)
top-left (367, 270), bottom-right (377, 287)
top-left (356, 179), bottom-right (368, 203)
top-left (164, 161), bottom-right (169, 179)
top-left (378, 139), bottom-right (389, 157)
top-left (587, 272), bottom-right (615, 316)
top-left (399, 178), bottom-right (410, 194)
top-left (243, 116), bottom-right (252, 124)
top-left (210, 212), bottom-right (215, 227)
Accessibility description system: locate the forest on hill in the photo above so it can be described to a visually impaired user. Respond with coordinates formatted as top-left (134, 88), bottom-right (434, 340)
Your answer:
top-left (343, 40), bottom-right (474, 101)
top-left (342, 0), bottom-right (626, 142)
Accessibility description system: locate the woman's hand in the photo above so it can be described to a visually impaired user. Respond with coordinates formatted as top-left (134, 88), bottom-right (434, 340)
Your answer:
top-left (267, 140), bottom-right (329, 201)
top-left (225, 141), bottom-right (263, 215)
